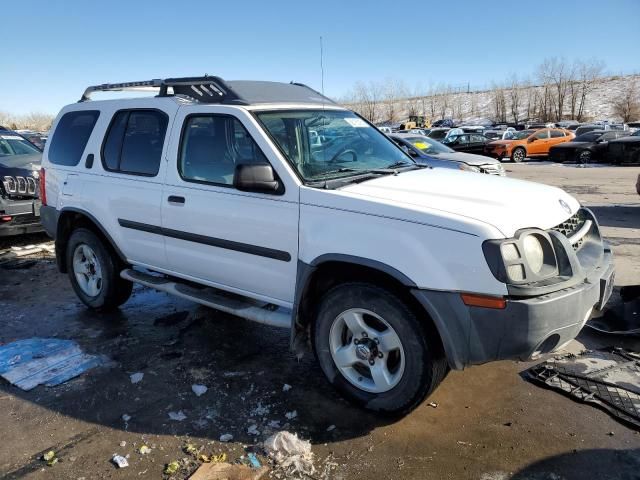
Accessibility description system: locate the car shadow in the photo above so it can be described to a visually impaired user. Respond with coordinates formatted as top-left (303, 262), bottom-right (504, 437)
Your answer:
top-left (0, 273), bottom-right (394, 449)
top-left (511, 448), bottom-right (640, 480)
top-left (589, 205), bottom-right (640, 230)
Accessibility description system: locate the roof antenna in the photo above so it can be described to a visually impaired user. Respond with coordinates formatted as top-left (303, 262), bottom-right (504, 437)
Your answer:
top-left (320, 36), bottom-right (325, 100)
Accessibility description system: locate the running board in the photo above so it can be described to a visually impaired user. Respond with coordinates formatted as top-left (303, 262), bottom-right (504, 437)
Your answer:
top-left (120, 269), bottom-right (291, 329)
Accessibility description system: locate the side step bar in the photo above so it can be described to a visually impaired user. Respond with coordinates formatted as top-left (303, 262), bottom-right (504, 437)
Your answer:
top-left (120, 269), bottom-right (291, 329)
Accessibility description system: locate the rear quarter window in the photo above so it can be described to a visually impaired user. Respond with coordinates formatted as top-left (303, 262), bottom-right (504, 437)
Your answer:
top-left (48, 111), bottom-right (100, 166)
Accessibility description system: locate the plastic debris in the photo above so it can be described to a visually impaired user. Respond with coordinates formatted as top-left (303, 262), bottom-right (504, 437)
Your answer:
top-left (47, 457), bottom-right (59, 466)
top-left (268, 420), bottom-right (281, 429)
top-left (168, 410), bottom-right (187, 421)
top-left (130, 372), bottom-right (144, 384)
top-left (139, 445), bottom-right (152, 455)
top-left (326, 425), bottom-right (336, 432)
top-left (284, 410), bottom-right (297, 420)
top-left (164, 460), bottom-right (180, 475)
top-left (199, 454), bottom-right (210, 463)
top-left (112, 454), bottom-right (129, 468)
top-left (119, 441), bottom-right (127, 447)
top-left (282, 384), bottom-right (292, 392)
top-left (42, 451), bottom-right (56, 462)
top-left (219, 433), bottom-right (233, 442)
top-left (212, 453), bottom-right (227, 463)
top-left (264, 431), bottom-right (315, 477)
top-left (247, 453), bottom-right (261, 469)
top-left (184, 443), bottom-right (198, 455)
top-left (122, 414), bottom-right (131, 422)
top-left (428, 402), bottom-right (438, 408)
top-left (247, 424), bottom-right (260, 436)
top-left (0, 338), bottom-right (107, 391)
top-left (192, 384), bottom-right (208, 397)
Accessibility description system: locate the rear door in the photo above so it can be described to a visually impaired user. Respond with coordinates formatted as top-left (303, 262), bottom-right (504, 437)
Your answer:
top-left (161, 106), bottom-right (299, 306)
top-left (469, 134), bottom-right (488, 154)
top-left (548, 129), bottom-right (569, 151)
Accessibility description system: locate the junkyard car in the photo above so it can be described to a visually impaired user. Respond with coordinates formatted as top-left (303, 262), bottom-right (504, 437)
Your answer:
top-left (485, 128), bottom-right (574, 162)
top-left (548, 130), bottom-right (630, 163)
top-left (40, 77), bottom-right (614, 414)
top-left (0, 127), bottom-right (43, 236)
top-left (441, 133), bottom-right (492, 155)
top-left (606, 130), bottom-right (640, 165)
top-left (391, 134), bottom-right (505, 175)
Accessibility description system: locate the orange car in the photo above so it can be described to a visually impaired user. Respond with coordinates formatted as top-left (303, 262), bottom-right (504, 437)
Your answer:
top-left (485, 128), bottom-right (575, 162)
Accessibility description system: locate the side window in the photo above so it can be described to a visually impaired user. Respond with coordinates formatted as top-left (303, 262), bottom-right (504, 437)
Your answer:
top-left (48, 111), bottom-right (100, 166)
top-left (102, 110), bottom-right (168, 176)
top-left (550, 130), bottom-right (564, 138)
top-left (470, 134), bottom-right (485, 143)
top-left (534, 130), bottom-right (549, 139)
top-left (179, 115), bottom-right (268, 186)
top-left (457, 135), bottom-right (469, 144)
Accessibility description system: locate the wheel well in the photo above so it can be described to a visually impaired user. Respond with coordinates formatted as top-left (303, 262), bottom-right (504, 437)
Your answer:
top-left (56, 211), bottom-right (125, 273)
top-left (295, 261), bottom-right (444, 355)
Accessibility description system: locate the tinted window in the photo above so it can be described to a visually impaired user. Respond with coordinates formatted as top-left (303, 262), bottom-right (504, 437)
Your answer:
top-left (48, 111), bottom-right (100, 166)
top-left (179, 115), bottom-right (268, 186)
top-left (102, 110), bottom-right (168, 176)
top-left (0, 134), bottom-right (41, 157)
top-left (574, 132), bottom-right (602, 142)
top-left (470, 134), bottom-right (486, 142)
top-left (550, 130), bottom-right (565, 138)
top-left (533, 130), bottom-right (549, 139)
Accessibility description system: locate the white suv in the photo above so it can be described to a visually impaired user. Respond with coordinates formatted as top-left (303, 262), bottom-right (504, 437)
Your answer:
top-left (40, 77), bottom-right (615, 414)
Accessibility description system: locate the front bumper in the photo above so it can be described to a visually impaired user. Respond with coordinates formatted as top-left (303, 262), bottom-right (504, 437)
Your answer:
top-left (412, 242), bottom-right (615, 370)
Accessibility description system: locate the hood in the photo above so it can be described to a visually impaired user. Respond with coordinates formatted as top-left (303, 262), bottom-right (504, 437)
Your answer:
top-left (428, 151), bottom-right (501, 166)
top-left (0, 153), bottom-right (42, 171)
top-left (338, 168), bottom-right (580, 237)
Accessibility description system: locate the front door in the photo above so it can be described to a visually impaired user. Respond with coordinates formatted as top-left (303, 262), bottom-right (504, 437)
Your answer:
top-left (528, 129), bottom-right (551, 156)
top-left (161, 106), bottom-right (299, 306)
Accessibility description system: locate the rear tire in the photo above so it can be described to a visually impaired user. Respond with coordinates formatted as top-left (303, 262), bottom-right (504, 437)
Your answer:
top-left (578, 150), bottom-right (592, 164)
top-left (66, 228), bottom-right (132, 311)
top-left (313, 282), bottom-right (447, 415)
top-left (511, 147), bottom-right (526, 163)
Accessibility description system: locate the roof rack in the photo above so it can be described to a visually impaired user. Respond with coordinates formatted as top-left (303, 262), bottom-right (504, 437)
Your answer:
top-left (79, 76), bottom-right (336, 106)
top-left (79, 76), bottom-right (248, 105)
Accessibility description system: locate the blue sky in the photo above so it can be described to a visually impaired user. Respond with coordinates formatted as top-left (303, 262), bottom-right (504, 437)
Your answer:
top-left (2, 0), bottom-right (639, 115)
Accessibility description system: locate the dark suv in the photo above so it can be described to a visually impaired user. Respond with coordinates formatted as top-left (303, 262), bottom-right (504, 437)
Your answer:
top-left (606, 130), bottom-right (640, 165)
top-left (0, 127), bottom-right (43, 236)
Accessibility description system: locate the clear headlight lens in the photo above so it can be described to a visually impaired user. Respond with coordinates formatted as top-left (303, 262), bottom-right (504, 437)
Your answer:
top-left (458, 163), bottom-right (480, 172)
top-left (522, 234), bottom-right (544, 273)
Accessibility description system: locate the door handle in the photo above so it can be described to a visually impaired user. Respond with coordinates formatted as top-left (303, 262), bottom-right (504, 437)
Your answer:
top-left (167, 195), bottom-right (185, 204)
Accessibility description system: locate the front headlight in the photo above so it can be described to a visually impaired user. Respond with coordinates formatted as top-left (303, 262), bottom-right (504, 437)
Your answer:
top-left (484, 230), bottom-right (558, 285)
top-left (458, 163), bottom-right (480, 173)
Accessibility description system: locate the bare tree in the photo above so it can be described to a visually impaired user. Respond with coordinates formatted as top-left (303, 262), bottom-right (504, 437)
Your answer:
top-left (491, 83), bottom-right (507, 123)
top-left (574, 59), bottom-right (604, 121)
top-left (612, 78), bottom-right (640, 122)
top-left (349, 81), bottom-right (383, 123)
top-left (508, 74), bottom-right (521, 124)
top-left (538, 57), bottom-right (574, 121)
top-left (439, 84), bottom-right (451, 119)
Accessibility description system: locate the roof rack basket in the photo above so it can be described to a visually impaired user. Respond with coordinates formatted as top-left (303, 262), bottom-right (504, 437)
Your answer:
top-left (79, 76), bottom-right (248, 105)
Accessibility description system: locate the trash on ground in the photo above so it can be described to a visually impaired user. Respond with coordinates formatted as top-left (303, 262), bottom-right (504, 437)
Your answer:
top-left (168, 410), bottom-right (187, 421)
top-left (130, 372), bottom-right (144, 384)
top-left (0, 259), bottom-right (37, 270)
top-left (219, 433), bottom-right (233, 442)
top-left (247, 424), bottom-right (260, 436)
top-left (284, 410), bottom-right (297, 420)
top-left (247, 452), bottom-right (261, 469)
top-left (189, 462), bottom-right (268, 480)
top-left (326, 425), bottom-right (336, 432)
top-left (282, 384), bottom-right (292, 392)
top-left (192, 384), bottom-right (208, 396)
top-left (119, 441), bottom-right (127, 447)
top-left (122, 414), bottom-right (131, 422)
top-left (112, 454), bottom-right (129, 468)
top-left (264, 431), bottom-right (315, 477)
top-left (138, 445), bottom-right (151, 455)
top-left (526, 347), bottom-right (640, 430)
top-left (164, 460), bottom-right (180, 475)
top-left (184, 443), bottom-right (198, 455)
top-left (42, 451), bottom-right (56, 462)
top-left (428, 402), bottom-right (438, 408)
top-left (0, 338), bottom-right (107, 391)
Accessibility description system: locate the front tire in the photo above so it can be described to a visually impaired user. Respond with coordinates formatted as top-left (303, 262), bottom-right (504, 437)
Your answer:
top-left (313, 283), bottom-right (447, 415)
top-left (511, 147), bottom-right (526, 163)
top-left (66, 228), bottom-right (132, 311)
top-left (578, 150), bottom-right (592, 164)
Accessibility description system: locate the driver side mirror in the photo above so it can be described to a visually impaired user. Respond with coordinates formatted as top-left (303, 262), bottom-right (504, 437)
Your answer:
top-left (234, 163), bottom-right (281, 194)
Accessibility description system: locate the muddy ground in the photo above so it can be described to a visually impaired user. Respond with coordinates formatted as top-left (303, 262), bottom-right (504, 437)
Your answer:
top-left (0, 163), bottom-right (639, 480)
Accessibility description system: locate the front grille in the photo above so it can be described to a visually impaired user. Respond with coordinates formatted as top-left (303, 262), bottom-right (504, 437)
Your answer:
top-left (2, 175), bottom-right (38, 198)
top-left (551, 211), bottom-right (587, 250)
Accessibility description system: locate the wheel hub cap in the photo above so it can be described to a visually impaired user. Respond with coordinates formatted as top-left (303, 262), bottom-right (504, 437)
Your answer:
top-left (329, 308), bottom-right (405, 394)
top-left (72, 244), bottom-right (103, 297)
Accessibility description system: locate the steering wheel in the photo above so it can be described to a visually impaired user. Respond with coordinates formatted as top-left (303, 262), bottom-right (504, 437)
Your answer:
top-left (329, 148), bottom-right (358, 163)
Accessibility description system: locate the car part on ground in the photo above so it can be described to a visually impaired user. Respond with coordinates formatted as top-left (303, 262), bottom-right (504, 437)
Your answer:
top-left (526, 348), bottom-right (640, 430)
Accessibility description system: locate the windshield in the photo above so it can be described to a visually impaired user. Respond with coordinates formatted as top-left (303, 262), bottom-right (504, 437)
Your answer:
top-left (633, 130), bottom-right (640, 137)
top-left (256, 109), bottom-right (412, 181)
top-left (574, 132), bottom-right (602, 142)
top-left (510, 130), bottom-right (534, 140)
top-left (406, 136), bottom-right (454, 154)
top-left (0, 134), bottom-right (41, 157)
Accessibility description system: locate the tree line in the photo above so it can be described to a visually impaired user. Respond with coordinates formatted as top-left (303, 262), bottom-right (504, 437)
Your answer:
top-left (0, 111), bottom-right (55, 131)
top-left (343, 58), bottom-right (639, 125)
